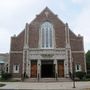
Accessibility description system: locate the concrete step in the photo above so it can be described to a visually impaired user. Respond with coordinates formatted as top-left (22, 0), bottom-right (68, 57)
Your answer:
top-left (24, 78), bottom-right (72, 82)
top-left (0, 88), bottom-right (84, 90)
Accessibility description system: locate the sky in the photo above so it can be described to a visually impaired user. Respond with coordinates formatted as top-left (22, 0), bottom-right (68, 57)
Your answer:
top-left (0, 0), bottom-right (90, 53)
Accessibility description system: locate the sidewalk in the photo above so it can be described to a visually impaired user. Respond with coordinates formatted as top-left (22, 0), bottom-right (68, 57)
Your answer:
top-left (0, 81), bottom-right (90, 90)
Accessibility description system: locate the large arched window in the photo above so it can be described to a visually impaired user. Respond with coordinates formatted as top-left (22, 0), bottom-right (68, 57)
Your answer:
top-left (40, 22), bottom-right (54, 49)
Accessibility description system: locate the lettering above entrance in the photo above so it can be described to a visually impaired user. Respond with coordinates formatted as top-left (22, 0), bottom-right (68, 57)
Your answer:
top-left (41, 54), bottom-right (54, 57)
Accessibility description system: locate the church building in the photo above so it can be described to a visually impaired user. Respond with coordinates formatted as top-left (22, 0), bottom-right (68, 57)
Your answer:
top-left (10, 7), bottom-right (86, 80)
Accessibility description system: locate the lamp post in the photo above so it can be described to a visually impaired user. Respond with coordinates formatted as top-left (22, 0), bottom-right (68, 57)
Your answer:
top-left (72, 59), bottom-right (76, 88)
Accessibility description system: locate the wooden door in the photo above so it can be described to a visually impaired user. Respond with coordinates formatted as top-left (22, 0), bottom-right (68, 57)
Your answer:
top-left (31, 60), bottom-right (37, 78)
top-left (58, 61), bottom-right (64, 77)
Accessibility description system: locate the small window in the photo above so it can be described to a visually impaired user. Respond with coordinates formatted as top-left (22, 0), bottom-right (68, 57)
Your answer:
top-left (75, 64), bottom-right (81, 72)
top-left (6, 64), bottom-right (8, 72)
top-left (16, 65), bottom-right (18, 70)
top-left (13, 65), bottom-right (19, 73)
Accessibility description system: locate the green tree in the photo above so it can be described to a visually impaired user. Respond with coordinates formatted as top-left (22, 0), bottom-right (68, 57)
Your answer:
top-left (86, 50), bottom-right (90, 74)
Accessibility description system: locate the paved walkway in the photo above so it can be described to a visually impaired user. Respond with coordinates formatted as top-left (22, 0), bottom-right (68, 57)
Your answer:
top-left (0, 81), bottom-right (90, 90)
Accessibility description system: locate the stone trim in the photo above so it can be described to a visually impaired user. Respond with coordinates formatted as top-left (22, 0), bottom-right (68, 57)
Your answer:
top-left (65, 23), bottom-right (70, 49)
top-left (37, 59), bottom-right (41, 79)
top-left (22, 51), bottom-right (25, 74)
top-left (10, 51), bottom-right (23, 53)
top-left (65, 50), bottom-right (69, 77)
top-left (26, 50), bottom-right (29, 76)
top-left (39, 21), bottom-right (55, 49)
top-left (29, 48), bottom-right (66, 51)
top-left (84, 52), bottom-right (87, 73)
top-left (72, 51), bottom-right (84, 53)
top-left (65, 23), bottom-right (71, 77)
top-left (24, 23), bottom-right (29, 48)
top-left (54, 59), bottom-right (58, 78)
top-left (8, 53), bottom-right (10, 73)
top-left (69, 50), bottom-right (73, 73)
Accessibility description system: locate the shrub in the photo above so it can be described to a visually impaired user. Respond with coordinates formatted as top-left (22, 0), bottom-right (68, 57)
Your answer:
top-left (86, 74), bottom-right (90, 78)
top-left (75, 71), bottom-right (86, 80)
top-left (0, 84), bottom-right (6, 87)
top-left (1, 73), bottom-right (12, 80)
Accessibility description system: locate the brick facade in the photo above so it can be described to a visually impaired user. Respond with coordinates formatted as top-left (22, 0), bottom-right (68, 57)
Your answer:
top-left (10, 7), bottom-right (86, 79)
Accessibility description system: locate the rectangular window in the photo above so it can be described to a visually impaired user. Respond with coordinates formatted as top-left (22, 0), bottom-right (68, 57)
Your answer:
top-left (75, 64), bottom-right (81, 72)
top-left (13, 65), bottom-right (19, 73)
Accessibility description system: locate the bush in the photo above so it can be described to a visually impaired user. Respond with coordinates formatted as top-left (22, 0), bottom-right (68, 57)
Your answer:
top-left (1, 73), bottom-right (12, 80)
top-left (86, 74), bottom-right (90, 78)
top-left (75, 71), bottom-right (86, 80)
top-left (0, 84), bottom-right (6, 87)
top-left (87, 70), bottom-right (90, 74)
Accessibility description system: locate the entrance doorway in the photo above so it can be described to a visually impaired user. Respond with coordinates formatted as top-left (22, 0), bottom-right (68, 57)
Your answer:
top-left (41, 60), bottom-right (55, 78)
top-left (31, 60), bottom-right (37, 78)
top-left (58, 60), bottom-right (64, 77)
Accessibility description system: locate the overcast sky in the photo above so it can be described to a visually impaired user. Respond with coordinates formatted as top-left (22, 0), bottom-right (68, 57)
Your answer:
top-left (0, 0), bottom-right (90, 53)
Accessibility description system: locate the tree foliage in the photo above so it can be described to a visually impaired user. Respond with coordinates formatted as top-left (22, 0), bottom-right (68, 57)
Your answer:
top-left (86, 50), bottom-right (90, 63)
top-left (75, 71), bottom-right (86, 80)
top-left (86, 50), bottom-right (90, 74)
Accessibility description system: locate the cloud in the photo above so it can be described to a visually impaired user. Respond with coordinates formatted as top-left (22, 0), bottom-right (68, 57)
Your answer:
top-left (72, 0), bottom-right (84, 3)
top-left (0, 0), bottom-right (90, 52)
top-left (71, 0), bottom-right (90, 7)
top-left (73, 5), bottom-right (90, 51)
top-left (0, 27), bottom-right (10, 53)
top-left (71, 0), bottom-right (85, 4)
top-left (0, 0), bottom-right (42, 52)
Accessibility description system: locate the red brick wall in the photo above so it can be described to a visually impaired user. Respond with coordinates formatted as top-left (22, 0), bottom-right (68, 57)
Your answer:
top-left (10, 8), bottom-right (86, 78)
top-left (10, 9), bottom-right (67, 50)
top-left (72, 53), bottom-right (85, 72)
top-left (28, 10), bottom-right (65, 48)
top-left (10, 53), bottom-right (23, 78)
top-left (70, 37), bottom-right (84, 51)
top-left (10, 30), bottom-right (24, 51)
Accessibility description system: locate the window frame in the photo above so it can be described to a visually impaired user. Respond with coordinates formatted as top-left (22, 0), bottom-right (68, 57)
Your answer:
top-left (13, 64), bottom-right (19, 73)
top-left (75, 64), bottom-right (81, 72)
top-left (40, 21), bottom-right (54, 49)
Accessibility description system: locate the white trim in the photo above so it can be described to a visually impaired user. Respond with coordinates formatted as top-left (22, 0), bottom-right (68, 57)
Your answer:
top-left (65, 50), bottom-right (69, 77)
top-left (65, 23), bottom-right (71, 77)
top-left (24, 23), bottom-right (29, 48)
top-left (13, 64), bottom-right (19, 73)
top-left (75, 64), bottom-right (82, 72)
top-left (37, 59), bottom-right (41, 79)
top-left (29, 48), bottom-right (66, 51)
top-left (69, 50), bottom-right (72, 73)
top-left (22, 50), bottom-right (25, 74)
top-left (26, 50), bottom-right (29, 77)
top-left (10, 51), bottom-right (23, 53)
top-left (8, 53), bottom-right (10, 73)
top-left (84, 52), bottom-right (87, 73)
top-left (39, 21), bottom-right (55, 49)
top-left (72, 51), bottom-right (84, 53)
top-left (54, 59), bottom-right (57, 75)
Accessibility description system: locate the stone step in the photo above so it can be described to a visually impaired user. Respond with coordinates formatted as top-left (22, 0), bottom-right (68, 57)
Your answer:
top-left (1, 88), bottom-right (83, 90)
top-left (24, 78), bottom-right (72, 82)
